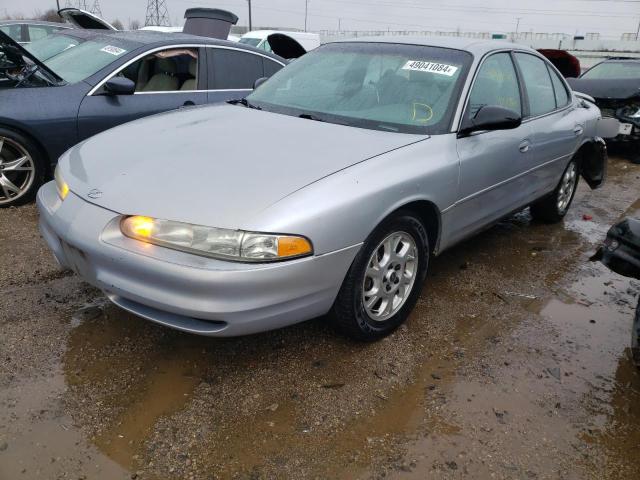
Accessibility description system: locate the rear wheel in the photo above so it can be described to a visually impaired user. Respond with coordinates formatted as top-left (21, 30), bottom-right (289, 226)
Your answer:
top-left (331, 211), bottom-right (429, 341)
top-left (0, 128), bottom-right (44, 207)
top-left (530, 159), bottom-right (579, 223)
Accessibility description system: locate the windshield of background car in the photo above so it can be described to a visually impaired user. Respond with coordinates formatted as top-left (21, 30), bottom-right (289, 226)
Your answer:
top-left (25, 34), bottom-right (83, 62)
top-left (42, 38), bottom-right (137, 83)
top-left (247, 42), bottom-right (472, 134)
top-left (238, 37), bottom-right (262, 47)
top-left (581, 61), bottom-right (640, 80)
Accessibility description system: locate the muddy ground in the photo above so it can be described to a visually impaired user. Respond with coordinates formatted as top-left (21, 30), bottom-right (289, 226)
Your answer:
top-left (1, 155), bottom-right (639, 480)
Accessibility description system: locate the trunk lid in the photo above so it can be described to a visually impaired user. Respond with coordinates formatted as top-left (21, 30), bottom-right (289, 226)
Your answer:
top-left (57, 8), bottom-right (117, 30)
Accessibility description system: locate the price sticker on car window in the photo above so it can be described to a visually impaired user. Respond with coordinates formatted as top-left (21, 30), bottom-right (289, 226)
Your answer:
top-left (100, 45), bottom-right (127, 56)
top-left (402, 60), bottom-right (458, 77)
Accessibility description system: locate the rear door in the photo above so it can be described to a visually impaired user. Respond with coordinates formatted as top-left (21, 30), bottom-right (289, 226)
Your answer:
top-left (513, 52), bottom-right (580, 199)
top-left (206, 46), bottom-right (284, 103)
top-left (77, 46), bottom-right (208, 141)
top-left (452, 51), bottom-right (533, 242)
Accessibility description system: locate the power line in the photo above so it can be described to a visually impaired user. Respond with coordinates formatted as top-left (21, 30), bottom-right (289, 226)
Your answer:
top-left (145, 0), bottom-right (170, 26)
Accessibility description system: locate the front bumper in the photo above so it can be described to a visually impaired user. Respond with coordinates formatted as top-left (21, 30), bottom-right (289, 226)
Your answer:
top-left (37, 182), bottom-right (361, 336)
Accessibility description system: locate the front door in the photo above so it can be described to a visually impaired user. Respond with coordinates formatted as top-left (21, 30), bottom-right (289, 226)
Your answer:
top-left (77, 47), bottom-right (207, 141)
top-left (450, 51), bottom-right (533, 245)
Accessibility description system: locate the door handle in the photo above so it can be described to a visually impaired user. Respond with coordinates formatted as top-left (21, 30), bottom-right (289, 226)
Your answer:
top-left (519, 140), bottom-right (531, 153)
top-left (573, 125), bottom-right (584, 136)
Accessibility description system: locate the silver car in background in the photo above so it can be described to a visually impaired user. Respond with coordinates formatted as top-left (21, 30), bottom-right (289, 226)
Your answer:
top-left (38, 37), bottom-right (607, 341)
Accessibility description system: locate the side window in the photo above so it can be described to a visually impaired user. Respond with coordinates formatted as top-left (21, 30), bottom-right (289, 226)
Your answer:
top-left (467, 52), bottom-right (521, 118)
top-left (547, 65), bottom-right (569, 108)
top-left (263, 58), bottom-right (283, 77)
top-left (116, 48), bottom-right (198, 92)
top-left (211, 49), bottom-right (263, 89)
top-left (514, 53), bottom-right (556, 117)
top-left (28, 25), bottom-right (51, 42)
top-left (261, 39), bottom-right (273, 53)
top-left (0, 24), bottom-right (24, 43)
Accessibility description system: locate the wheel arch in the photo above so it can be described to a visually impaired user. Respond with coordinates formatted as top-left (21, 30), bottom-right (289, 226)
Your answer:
top-left (373, 199), bottom-right (442, 255)
top-left (0, 122), bottom-right (51, 175)
top-left (574, 137), bottom-right (607, 190)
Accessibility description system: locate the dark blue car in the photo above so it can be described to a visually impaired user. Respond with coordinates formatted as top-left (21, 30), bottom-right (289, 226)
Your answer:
top-left (0, 28), bottom-right (286, 206)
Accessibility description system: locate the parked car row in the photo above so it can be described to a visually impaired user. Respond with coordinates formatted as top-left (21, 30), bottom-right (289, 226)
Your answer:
top-left (34, 36), bottom-right (607, 340)
top-left (0, 11), bottom-right (289, 206)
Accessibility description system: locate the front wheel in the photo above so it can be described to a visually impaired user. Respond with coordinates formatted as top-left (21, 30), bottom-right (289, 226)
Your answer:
top-left (530, 159), bottom-right (579, 223)
top-left (0, 128), bottom-right (45, 207)
top-left (331, 211), bottom-right (429, 341)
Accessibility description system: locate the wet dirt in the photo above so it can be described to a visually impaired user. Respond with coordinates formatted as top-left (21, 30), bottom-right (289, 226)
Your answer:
top-left (1, 156), bottom-right (639, 479)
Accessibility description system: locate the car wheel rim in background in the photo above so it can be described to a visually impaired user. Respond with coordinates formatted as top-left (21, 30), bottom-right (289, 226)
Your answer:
top-left (557, 161), bottom-right (577, 214)
top-left (0, 136), bottom-right (35, 205)
top-left (362, 231), bottom-right (418, 321)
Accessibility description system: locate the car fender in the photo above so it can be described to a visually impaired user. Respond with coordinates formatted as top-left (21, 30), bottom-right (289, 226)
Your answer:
top-left (243, 134), bottom-right (457, 256)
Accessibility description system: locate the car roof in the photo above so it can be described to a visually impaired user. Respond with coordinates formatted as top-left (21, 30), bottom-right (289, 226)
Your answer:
top-left (0, 20), bottom-right (73, 28)
top-left (329, 36), bottom-right (536, 55)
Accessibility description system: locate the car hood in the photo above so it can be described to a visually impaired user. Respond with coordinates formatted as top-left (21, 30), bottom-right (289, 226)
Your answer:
top-left (63, 104), bottom-right (426, 229)
top-left (0, 31), bottom-right (62, 83)
top-left (567, 77), bottom-right (640, 101)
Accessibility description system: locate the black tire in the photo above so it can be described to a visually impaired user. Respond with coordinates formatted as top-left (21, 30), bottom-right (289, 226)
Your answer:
top-left (0, 126), bottom-right (45, 208)
top-left (331, 211), bottom-right (429, 341)
top-left (632, 299), bottom-right (640, 369)
top-left (530, 159), bottom-right (579, 223)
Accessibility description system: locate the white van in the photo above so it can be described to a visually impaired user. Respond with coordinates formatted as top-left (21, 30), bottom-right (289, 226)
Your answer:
top-left (239, 30), bottom-right (320, 53)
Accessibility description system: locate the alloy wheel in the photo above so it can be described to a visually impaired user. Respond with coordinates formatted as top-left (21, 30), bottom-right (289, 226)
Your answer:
top-left (557, 162), bottom-right (577, 214)
top-left (0, 136), bottom-right (35, 206)
top-left (362, 231), bottom-right (418, 321)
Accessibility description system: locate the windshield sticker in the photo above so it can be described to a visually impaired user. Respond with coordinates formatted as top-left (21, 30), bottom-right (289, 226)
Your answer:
top-left (402, 61), bottom-right (458, 76)
top-left (100, 45), bottom-right (127, 56)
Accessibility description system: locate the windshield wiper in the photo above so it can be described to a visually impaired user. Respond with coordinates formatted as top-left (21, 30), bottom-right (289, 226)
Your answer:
top-left (227, 98), bottom-right (262, 110)
top-left (298, 113), bottom-right (325, 122)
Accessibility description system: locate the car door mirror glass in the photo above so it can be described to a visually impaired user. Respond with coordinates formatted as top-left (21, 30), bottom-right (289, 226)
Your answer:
top-left (460, 105), bottom-right (521, 136)
top-left (103, 76), bottom-right (135, 95)
top-left (253, 76), bottom-right (268, 89)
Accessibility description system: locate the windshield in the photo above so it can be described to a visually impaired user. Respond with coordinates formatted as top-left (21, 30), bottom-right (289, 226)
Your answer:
top-left (25, 34), bottom-right (82, 62)
top-left (247, 42), bottom-right (472, 134)
top-left (238, 37), bottom-right (262, 47)
top-left (582, 61), bottom-right (640, 80)
top-left (43, 38), bottom-right (136, 83)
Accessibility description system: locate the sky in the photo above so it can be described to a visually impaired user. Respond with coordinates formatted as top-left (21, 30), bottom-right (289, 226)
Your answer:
top-left (2, 0), bottom-right (639, 38)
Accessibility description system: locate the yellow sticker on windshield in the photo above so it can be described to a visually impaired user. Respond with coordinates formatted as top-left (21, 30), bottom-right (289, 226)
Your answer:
top-left (402, 61), bottom-right (458, 76)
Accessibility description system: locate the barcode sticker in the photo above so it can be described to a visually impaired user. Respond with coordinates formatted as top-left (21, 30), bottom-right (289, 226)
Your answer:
top-left (402, 61), bottom-right (458, 76)
top-left (100, 45), bottom-right (127, 56)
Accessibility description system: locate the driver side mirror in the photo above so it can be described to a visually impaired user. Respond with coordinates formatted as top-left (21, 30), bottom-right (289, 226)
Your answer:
top-left (103, 76), bottom-right (135, 96)
top-left (459, 105), bottom-right (521, 137)
top-left (253, 76), bottom-right (268, 90)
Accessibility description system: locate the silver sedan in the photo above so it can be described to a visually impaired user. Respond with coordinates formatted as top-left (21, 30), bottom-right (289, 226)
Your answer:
top-left (38, 37), bottom-right (607, 340)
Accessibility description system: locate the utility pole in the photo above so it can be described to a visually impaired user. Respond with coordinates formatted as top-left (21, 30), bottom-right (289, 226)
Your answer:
top-left (636, 17), bottom-right (639, 41)
top-left (305, 0), bottom-right (309, 32)
top-left (515, 17), bottom-right (522, 37)
top-left (247, 0), bottom-right (253, 31)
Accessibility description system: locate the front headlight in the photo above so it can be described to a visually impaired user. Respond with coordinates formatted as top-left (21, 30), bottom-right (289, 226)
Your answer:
top-left (54, 166), bottom-right (69, 200)
top-left (120, 216), bottom-right (313, 262)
